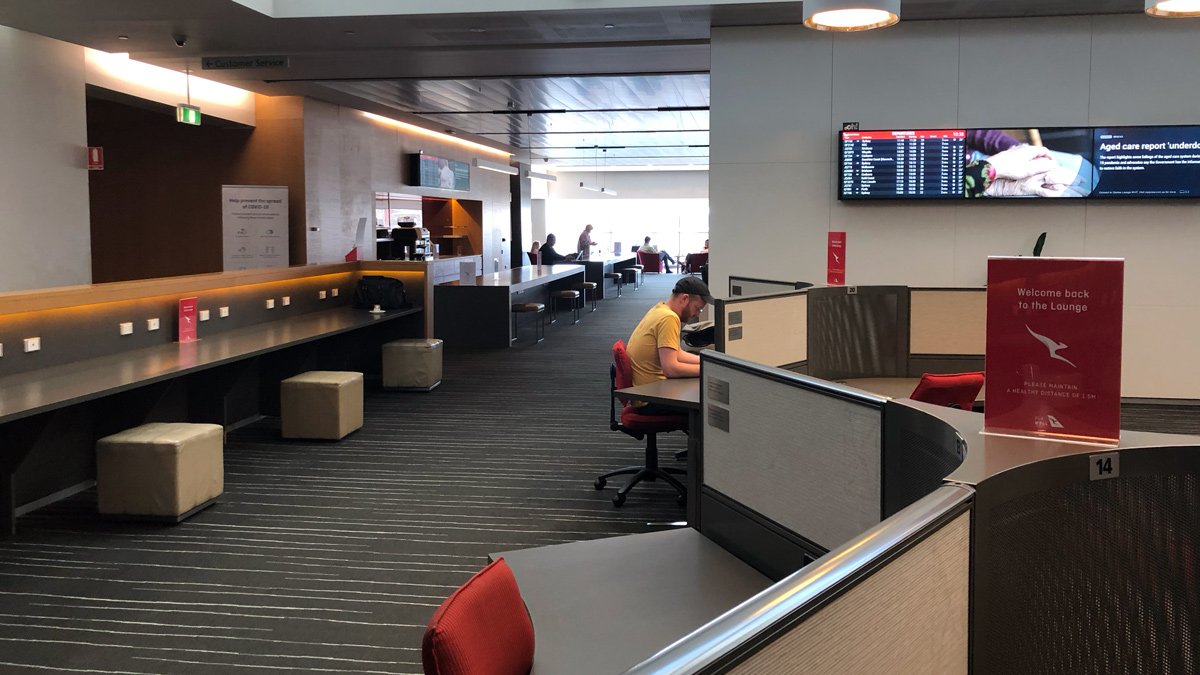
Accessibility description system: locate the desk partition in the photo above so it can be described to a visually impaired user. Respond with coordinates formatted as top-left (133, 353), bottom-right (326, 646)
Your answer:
top-left (727, 276), bottom-right (813, 298)
top-left (714, 291), bottom-right (808, 370)
top-left (698, 352), bottom-right (966, 580)
top-left (909, 287), bottom-right (985, 374)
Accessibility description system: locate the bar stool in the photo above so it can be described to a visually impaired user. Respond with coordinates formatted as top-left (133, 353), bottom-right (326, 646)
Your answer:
top-left (511, 302), bottom-right (545, 344)
top-left (574, 281), bottom-right (598, 312)
top-left (550, 289), bottom-right (581, 325)
top-left (622, 265), bottom-right (643, 290)
top-left (604, 272), bottom-right (623, 298)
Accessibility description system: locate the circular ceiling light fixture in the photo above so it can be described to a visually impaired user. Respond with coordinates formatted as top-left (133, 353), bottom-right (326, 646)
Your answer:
top-left (803, 0), bottom-right (900, 32)
top-left (1145, 0), bottom-right (1200, 17)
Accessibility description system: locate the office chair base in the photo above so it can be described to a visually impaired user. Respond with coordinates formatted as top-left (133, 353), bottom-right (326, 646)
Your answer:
top-left (595, 466), bottom-right (686, 507)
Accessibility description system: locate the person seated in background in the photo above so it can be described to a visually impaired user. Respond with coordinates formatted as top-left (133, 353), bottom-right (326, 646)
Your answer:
top-left (625, 276), bottom-right (713, 414)
top-left (703, 238), bottom-right (709, 252)
top-left (684, 239), bottom-right (709, 273)
top-left (528, 240), bottom-right (540, 264)
top-left (639, 236), bottom-right (676, 273)
top-left (538, 233), bottom-right (569, 264)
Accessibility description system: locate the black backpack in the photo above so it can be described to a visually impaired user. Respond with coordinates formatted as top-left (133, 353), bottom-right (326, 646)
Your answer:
top-left (353, 275), bottom-right (412, 310)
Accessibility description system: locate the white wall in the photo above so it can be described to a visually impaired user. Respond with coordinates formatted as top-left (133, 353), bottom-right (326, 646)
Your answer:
top-left (303, 100), bottom-right (513, 267)
top-left (0, 26), bottom-right (91, 291)
top-left (710, 15), bottom-right (1200, 398)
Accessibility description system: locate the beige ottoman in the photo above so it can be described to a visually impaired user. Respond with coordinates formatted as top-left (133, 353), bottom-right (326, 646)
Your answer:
top-left (382, 338), bottom-right (443, 391)
top-left (281, 370), bottom-right (364, 440)
top-left (96, 422), bottom-right (224, 521)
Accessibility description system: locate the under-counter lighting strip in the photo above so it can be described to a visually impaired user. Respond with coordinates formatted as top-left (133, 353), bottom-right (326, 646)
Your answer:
top-left (361, 112), bottom-right (511, 158)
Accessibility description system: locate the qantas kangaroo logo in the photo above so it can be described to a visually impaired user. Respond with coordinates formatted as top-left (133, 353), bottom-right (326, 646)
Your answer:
top-left (1026, 325), bottom-right (1076, 368)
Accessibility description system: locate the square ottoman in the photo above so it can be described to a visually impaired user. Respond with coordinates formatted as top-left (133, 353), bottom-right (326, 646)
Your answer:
top-left (96, 422), bottom-right (224, 521)
top-left (281, 370), bottom-right (364, 440)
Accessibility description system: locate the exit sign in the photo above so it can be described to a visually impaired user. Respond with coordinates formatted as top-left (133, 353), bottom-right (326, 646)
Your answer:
top-left (176, 103), bottom-right (201, 126)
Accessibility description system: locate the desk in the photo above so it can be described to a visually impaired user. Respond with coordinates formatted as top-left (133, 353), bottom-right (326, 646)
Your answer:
top-left (0, 306), bottom-right (421, 535)
top-left (434, 265), bottom-right (586, 348)
top-left (616, 377), bottom-right (701, 524)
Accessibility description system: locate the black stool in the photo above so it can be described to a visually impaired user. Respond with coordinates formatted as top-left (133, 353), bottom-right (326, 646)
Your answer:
top-left (550, 289), bottom-right (581, 325)
top-left (511, 302), bottom-right (545, 343)
top-left (604, 272), bottom-right (623, 298)
top-left (622, 265), bottom-right (643, 290)
top-left (574, 281), bottom-right (598, 312)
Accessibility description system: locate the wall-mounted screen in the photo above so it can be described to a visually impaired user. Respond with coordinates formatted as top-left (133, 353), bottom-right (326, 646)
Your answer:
top-left (408, 153), bottom-right (470, 192)
top-left (1093, 126), bottom-right (1200, 198)
top-left (840, 125), bottom-right (1200, 201)
top-left (840, 127), bottom-right (1097, 200)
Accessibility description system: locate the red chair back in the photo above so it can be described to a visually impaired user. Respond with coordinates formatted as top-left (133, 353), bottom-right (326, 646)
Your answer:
top-left (637, 250), bottom-right (662, 272)
top-left (613, 340), bottom-right (634, 390)
top-left (909, 372), bottom-right (984, 410)
top-left (422, 558), bottom-right (535, 675)
top-left (686, 252), bottom-right (708, 273)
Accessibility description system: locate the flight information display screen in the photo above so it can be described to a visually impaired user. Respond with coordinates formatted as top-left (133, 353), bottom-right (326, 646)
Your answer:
top-left (840, 129), bottom-right (966, 199)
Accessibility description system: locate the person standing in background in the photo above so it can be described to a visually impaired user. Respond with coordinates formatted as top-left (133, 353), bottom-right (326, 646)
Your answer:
top-left (576, 224), bottom-right (599, 261)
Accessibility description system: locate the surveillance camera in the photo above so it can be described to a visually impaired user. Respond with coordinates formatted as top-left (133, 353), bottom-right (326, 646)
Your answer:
top-left (172, 34), bottom-right (187, 47)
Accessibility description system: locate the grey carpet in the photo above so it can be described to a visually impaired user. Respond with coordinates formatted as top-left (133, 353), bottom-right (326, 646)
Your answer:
top-left (0, 272), bottom-right (689, 674)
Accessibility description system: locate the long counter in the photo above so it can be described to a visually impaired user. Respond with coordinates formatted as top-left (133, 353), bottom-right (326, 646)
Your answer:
top-left (433, 264), bottom-right (586, 348)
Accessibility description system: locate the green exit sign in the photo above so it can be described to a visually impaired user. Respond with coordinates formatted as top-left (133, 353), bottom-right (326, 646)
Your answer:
top-left (176, 103), bottom-right (201, 126)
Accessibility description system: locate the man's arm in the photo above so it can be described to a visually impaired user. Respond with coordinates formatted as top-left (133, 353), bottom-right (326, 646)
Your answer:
top-left (658, 346), bottom-right (700, 378)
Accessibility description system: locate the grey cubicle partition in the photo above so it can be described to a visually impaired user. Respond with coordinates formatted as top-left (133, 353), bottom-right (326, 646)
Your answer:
top-left (698, 352), bottom-right (967, 580)
top-left (805, 285), bottom-right (910, 380)
top-left (970, 444), bottom-right (1200, 675)
top-left (626, 485), bottom-right (974, 675)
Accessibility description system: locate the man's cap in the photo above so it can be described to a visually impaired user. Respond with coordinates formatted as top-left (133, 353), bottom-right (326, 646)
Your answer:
top-left (673, 276), bottom-right (714, 303)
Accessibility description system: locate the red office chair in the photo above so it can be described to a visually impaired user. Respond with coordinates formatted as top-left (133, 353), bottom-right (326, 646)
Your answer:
top-left (595, 341), bottom-right (688, 506)
top-left (636, 249), bottom-right (663, 273)
top-left (684, 252), bottom-right (708, 275)
top-left (909, 372), bottom-right (984, 410)
top-left (422, 558), bottom-right (535, 675)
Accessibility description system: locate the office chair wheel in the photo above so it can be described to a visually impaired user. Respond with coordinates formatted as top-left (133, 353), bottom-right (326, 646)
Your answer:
top-left (594, 477), bottom-right (607, 490)
top-left (612, 492), bottom-right (626, 506)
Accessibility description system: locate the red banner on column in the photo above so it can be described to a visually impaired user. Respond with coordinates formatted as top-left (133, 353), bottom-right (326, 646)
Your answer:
top-left (984, 257), bottom-right (1124, 444)
top-left (178, 297), bottom-right (199, 343)
top-left (827, 232), bottom-right (846, 286)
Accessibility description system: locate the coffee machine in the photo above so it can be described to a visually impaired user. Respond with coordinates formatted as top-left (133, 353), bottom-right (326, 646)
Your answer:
top-left (391, 226), bottom-right (433, 260)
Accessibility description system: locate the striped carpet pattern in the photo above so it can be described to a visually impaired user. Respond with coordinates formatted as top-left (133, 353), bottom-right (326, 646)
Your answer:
top-left (0, 273), bottom-right (688, 674)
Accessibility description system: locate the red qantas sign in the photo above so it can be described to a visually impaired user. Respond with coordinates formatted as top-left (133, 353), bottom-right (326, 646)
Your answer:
top-left (827, 232), bottom-right (846, 286)
top-left (984, 257), bottom-right (1124, 444)
top-left (178, 297), bottom-right (199, 343)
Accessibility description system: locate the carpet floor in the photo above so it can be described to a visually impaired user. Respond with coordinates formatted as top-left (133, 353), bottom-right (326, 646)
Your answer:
top-left (0, 272), bottom-right (689, 674)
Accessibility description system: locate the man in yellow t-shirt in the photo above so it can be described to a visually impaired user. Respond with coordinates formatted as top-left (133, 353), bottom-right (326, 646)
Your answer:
top-left (626, 276), bottom-right (712, 411)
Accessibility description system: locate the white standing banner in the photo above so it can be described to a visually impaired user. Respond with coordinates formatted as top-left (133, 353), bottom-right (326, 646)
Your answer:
top-left (222, 185), bottom-right (289, 271)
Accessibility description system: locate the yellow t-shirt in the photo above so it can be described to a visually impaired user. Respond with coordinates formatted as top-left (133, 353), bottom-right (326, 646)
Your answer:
top-left (627, 302), bottom-right (682, 386)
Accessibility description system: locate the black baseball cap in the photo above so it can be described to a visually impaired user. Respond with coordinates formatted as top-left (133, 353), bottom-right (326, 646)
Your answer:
top-left (672, 276), bottom-right (714, 304)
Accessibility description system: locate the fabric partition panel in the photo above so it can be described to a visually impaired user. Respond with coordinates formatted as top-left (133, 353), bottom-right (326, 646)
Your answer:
top-left (806, 286), bottom-right (910, 380)
top-left (702, 356), bottom-right (883, 551)
top-left (909, 289), bottom-right (986, 356)
top-left (718, 292), bottom-right (807, 368)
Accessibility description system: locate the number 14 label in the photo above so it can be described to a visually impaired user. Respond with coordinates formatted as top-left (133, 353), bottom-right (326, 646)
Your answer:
top-left (1089, 452), bottom-right (1120, 481)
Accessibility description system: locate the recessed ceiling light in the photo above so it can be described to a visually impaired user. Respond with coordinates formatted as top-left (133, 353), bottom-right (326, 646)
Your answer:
top-left (603, 24), bottom-right (616, 29)
top-left (116, 35), bottom-right (130, 40)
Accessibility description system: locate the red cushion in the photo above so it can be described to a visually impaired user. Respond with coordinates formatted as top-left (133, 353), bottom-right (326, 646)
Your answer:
top-left (613, 340), bottom-right (634, 390)
top-left (422, 558), bottom-right (534, 675)
top-left (909, 372), bottom-right (984, 411)
top-left (637, 250), bottom-right (662, 272)
top-left (621, 407), bottom-right (688, 432)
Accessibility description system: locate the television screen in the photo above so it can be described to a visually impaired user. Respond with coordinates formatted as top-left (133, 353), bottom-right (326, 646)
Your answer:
top-left (1093, 126), bottom-right (1200, 198)
top-left (409, 153), bottom-right (470, 191)
top-left (840, 129), bottom-right (966, 200)
top-left (963, 127), bottom-right (1096, 199)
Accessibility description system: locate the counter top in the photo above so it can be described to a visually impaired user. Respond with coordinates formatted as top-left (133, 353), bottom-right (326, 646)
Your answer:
top-left (0, 306), bottom-right (420, 425)
top-left (438, 264), bottom-right (584, 291)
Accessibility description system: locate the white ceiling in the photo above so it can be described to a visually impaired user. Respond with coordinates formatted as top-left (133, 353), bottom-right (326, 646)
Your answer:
top-left (0, 1), bottom-right (1144, 168)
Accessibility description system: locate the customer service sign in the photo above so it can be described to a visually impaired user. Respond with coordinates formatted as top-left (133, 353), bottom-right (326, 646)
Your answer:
top-left (984, 257), bottom-right (1124, 444)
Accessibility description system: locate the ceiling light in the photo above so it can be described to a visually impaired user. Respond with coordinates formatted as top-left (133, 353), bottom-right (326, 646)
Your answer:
top-left (469, 27), bottom-right (487, 33)
top-left (604, 24), bottom-right (616, 29)
top-left (600, 187), bottom-right (618, 196)
top-left (1146, 0), bottom-right (1200, 16)
top-left (361, 112), bottom-right (512, 158)
top-left (525, 170), bottom-right (557, 182)
top-left (578, 182), bottom-right (602, 192)
top-left (116, 35), bottom-right (129, 40)
top-left (474, 157), bottom-right (518, 175)
top-left (803, 0), bottom-right (899, 31)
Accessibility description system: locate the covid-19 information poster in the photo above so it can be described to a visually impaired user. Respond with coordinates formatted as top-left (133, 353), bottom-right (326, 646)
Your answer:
top-left (827, 232), bottom-right (846, 286)
top-left (222, 185), bottom-right (289, 271)
top-left (984, 257), bottom-right (1124, 444)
